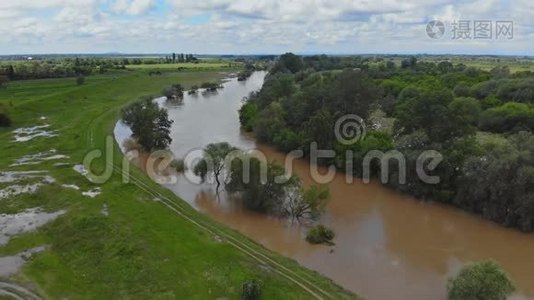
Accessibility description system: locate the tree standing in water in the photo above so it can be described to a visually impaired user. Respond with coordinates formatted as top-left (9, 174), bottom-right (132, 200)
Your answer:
top-left (193, 142), bottom-right (237, 191)
top-left (121, 97), bottom-right (173, 151)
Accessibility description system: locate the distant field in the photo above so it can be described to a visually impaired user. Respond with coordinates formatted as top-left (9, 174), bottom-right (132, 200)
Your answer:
top-left (419, 58), bottom-right (534, 73)
top-left (461, 60), bottom-right (534, 72)
top-left (126, 62), bottom-right (234, 69)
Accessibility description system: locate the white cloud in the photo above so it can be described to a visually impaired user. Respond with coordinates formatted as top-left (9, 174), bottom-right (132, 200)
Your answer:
top-left (0, 0), bottom-right (530, 55)
top-left (111, 0), bottom-right (156, 15)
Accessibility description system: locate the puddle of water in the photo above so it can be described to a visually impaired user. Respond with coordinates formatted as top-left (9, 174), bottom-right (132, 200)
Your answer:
top-left (0, 184), bottom-right (43, 200)
top-left (0, 171), bottom-right (48, 183)
top-left (0, 171), bottom-right (55, 200)
top-left (82, 188), bottom-right (101, 198)
top-left (61, 184), bottom-right (80, 190)
top-left (101, 203), bottom-right (109, 217)
top-left (0, 246), bottom-right (47, 278)
top-left (12, 125), bottom-right (58, 143)
top-left (72, 164), bottom-right (88, 177)
top-left (11, 149), bottom-right (69, 167)
top-left (0, 208), bottom-right (66, 246)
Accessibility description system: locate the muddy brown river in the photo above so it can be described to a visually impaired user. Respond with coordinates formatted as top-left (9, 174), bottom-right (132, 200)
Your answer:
top-left (115, 71), bottom-right (534, 300)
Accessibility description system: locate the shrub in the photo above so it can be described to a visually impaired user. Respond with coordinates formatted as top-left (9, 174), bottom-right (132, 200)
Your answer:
top-left (162, 85), bottom-right (184, 99)
top-left (479, 102), bottom-right (534, 133)
top-left (200, 82), bottom-right (222, 91)
top-left (242, 279), bottom-right (262, 300)
top-left (447, 260), bottom-right (515, 300)
top-left (0, 113), bottom-right (11, 127)
top-left (170, 159), bottom-right (186, 172)
top-left (0, 104), bottom-right (11, 127)
top-left (305, 224), bottom-right (335, 245)
top-left (453, 83), bottom-right (471, 97)
top-left (76, 75), bottom-right (85, 85)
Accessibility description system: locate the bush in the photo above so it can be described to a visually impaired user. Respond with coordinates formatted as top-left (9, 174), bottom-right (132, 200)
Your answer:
top-left (242, 279), bottom-right (262, 300)
top-left (447, 261), bottom-right (515, 300)
top-left (76, 75), bottom-right (85, 85)
top-left (200, 82), bottom-right (222, 91)
top-left (305, 224), bottom-right (335, 245)
top-left (0, 104), bottom-right (11, 127)
top-left (170, 159), bottom-right (186, 172)
top-left (453, 83), bottom-right (471, 97)
top-left (479, 102), bottom-right (534, 133)
top-left (0, 113), bottom-right (11, 127)
top-left (162, 84), bottom-right (184, 99)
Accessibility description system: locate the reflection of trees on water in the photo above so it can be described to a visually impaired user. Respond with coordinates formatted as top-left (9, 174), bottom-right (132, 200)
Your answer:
top-left (164, 96), bottom-right (184, 108)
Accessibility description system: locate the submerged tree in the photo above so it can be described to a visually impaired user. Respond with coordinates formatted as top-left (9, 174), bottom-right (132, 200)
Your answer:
top-left (121, 98), bottom-right (173, 151)
top-left (193, 142), bottom-right (238, 190)
top-left (284, 185), bottom-right (330, 222)
top-left (226, 156), bottom-right (296, 214)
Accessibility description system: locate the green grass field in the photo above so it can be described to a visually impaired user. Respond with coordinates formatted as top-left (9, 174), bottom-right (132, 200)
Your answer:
top-left (126, 62), bottom-right (234, 70)
top-left (0, 69), bottom-right (355, 299)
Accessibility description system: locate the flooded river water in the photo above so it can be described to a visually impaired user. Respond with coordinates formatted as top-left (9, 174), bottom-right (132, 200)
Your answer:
top-left (115, 71), bottom-right (534, 300)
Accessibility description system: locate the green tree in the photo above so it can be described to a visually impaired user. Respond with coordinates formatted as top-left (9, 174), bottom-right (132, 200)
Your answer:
top-left (328, 69), bottom-right (379, 118)
top-left (226, 156), bottom-right (297, 214)
top-left (121, 98), bottom-right (173, 151)
top-left (448, 97), bottom-right (481, 126)
top-left (284, 185), bottom-right (330, 222)
top-left (0, 104), bottom-right (11, 127)
top-left (275, 52), bottom-right (304, 74)
top-left (76, 75), bottom-right (85, 85)
top-left (0, 75), bottom-right (9, 87)
top-left (254, 102), bottom-right (285, 143)
top-left (193, 142), bottom-right (238, 190)
top-left (395, 89), bottom-right (472, 142)
top-left (239, 101), bottom-right (258, 131)
top-left (242, 279), bottom-right (262, 300)
top-left (305, 224), bottom-right (335, 245)
top-left (453, 83), bottom-right (471, 97)
top-left (479, 102), bottom-right (534, 133)
top-left (447, 261), bottom-right (515, 300)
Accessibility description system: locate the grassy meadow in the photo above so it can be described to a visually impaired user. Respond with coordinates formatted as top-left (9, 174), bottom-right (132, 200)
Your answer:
top-left (126, 62), bottom-right (233, 70)
top-left (0, 68), bottom-right (355, 299)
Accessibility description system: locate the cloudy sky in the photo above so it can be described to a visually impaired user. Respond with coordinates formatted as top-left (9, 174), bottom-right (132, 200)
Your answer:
top-left (0, 0), bottom-right (532, 55)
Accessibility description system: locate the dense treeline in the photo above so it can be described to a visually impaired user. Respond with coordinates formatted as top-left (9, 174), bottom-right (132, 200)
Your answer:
top-left (0, 54), bottom-right (201, 81)
top-left (240, 53), bottom-right (534, 231)
top-left (0, 58), bottom-right (127, 81)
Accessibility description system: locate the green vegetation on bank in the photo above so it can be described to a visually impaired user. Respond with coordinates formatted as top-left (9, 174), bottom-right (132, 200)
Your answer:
top-left (240, 53), bottom-right (534, 232)
top-left (0, 67), bottom-right (354, 298)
